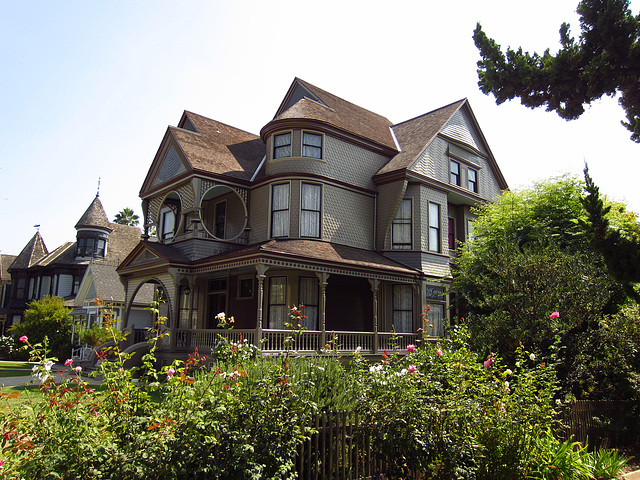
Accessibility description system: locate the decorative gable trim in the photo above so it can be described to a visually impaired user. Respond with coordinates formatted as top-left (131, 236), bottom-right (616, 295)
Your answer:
top-left (140, 132), bottom-right (192, 198)
top-left (152, 145), bottom-right (188, 188)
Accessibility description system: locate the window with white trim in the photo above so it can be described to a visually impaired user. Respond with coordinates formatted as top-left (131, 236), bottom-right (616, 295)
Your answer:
top-left (450, 160), bottom-right (461, 186)
top-left (271, 183), bottom-right (290, 237)
top-left (392, 198), bottom-right (412, 250)
top-left (273, 133), bottom-right (292, 159)
top-left (300, 183), bottom-right (321, 238)
top-left (468, 168), bottom-right (478, 193)
top-left (302, 132), bottom-right (323, 159)
top-left (392, 284), bottom-right (413, 333)
top-left (429, 202), bottom-right (441, 253)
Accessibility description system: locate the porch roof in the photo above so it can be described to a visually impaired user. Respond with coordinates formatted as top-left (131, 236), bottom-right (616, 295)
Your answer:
top-left (187, 239), bottom-right (423, 281)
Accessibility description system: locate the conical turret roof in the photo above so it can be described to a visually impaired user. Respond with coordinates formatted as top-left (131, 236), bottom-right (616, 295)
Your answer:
top-left (75, 195), bottom-right (112, 231)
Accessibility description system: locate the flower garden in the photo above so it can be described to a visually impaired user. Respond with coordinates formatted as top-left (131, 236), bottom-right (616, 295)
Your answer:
top-left (0, 306), bottom-right (633, 479)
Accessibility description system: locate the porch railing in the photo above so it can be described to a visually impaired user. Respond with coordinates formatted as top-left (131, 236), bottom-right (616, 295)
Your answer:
top-left (173, 328), bottom-right (422, 355)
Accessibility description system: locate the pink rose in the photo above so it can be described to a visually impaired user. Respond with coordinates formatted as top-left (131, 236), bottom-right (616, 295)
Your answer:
top-left (167, 367), bottom-right (176, 379)
top-left (436, 349), bottom-right (443, 356)
top-left (484, 357), bottom-right (495, 369)
top-left (408, 364), bottom-right (418, 374)
top-left (19, 335), bottom-right (28, 342)
top-left (407, 344), bottom-right (416, 352)
top-left (64, 359), bottom-right (73, 367)
top-left (550, 311), bottom-right (560, 319)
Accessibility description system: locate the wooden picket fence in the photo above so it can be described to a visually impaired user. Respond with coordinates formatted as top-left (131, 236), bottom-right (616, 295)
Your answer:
top-left (558, 400), bottom-right (639, 449)
top-left (296, 411), bottom-right (381, 480)
top-left (294, 402), bottom-right (639, 479)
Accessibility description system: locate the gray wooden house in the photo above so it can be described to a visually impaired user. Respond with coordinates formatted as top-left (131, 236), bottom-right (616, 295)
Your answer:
top-left (117, 78), bottom-right (508, 363)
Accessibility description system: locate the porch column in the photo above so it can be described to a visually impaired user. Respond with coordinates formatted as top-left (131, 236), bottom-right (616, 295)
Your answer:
top-left (369, 279), bottom-right (380, 354)
top-left (316, 272), bottom-right (330, 351)
top-left (255, 264), bottom-right (269, 346)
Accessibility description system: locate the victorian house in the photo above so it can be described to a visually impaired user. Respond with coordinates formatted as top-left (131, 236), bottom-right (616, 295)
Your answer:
top-left (117, 78), bottom-right (508, 364)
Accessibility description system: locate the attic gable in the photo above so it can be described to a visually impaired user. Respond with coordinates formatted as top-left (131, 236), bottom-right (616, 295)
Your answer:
top-left (140, 111), bottom-right (265, 197)
top-left (264, 78), bottom-right (397, 153)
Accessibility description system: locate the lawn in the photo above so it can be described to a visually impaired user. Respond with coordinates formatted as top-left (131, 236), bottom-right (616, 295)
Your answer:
top-left (0, 360), bottom-right (35, 378)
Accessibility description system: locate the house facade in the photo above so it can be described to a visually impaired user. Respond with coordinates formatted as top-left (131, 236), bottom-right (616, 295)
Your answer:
top-left (117, 78), bottom-right (508, 363)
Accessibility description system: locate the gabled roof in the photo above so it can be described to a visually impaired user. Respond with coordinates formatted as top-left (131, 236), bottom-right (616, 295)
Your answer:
top-left (9, 232), bottom-right (48, 270)
top-left (262, 78), bottom-right (398, 152)
top-left (75, 195), bottom-right (112, 231)
top-left (379, 99), bottom-right (467, 176)
top-left (141, 112), bottom-right (265, 195)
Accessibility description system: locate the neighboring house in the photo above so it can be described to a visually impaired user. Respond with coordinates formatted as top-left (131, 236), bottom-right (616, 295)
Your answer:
top-left (117, 78), bottom-right (508, 364)
top-left (6, 195), bottom-right (143, 329)
top-left (71, 263), bottom-right (155, 360)
top-left (0, 253), bottom-right (17, 335)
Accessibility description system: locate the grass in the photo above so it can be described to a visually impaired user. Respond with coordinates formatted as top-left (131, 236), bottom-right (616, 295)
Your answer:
top-left (0, 360), bottom-right (33, 370)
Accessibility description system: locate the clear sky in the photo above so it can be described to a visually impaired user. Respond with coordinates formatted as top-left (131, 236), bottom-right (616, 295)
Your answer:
top-left (1, 0), bottom-right (638, 256)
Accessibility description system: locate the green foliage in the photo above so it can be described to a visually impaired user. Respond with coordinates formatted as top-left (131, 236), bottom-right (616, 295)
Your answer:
top-left (77, 322), bottom-right (113, 347)
top-left (582, 166), bottom-right (640, 300)
top-left (528, 430), bottom-right (594, 480)
top-left (473, 0), bottom-right (640, 142)
top-left (113, 207), bottom-right (139, 226)
top-left (453, 178), bottom-right (624, 355)
top-left (9, 296), bottom-right (72, 360)
top-left (586, 448), bottom-right (631, 479)
top-left (0, 317), bottom-right (630, 479)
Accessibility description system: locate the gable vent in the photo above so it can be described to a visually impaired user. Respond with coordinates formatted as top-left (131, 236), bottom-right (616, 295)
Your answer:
top-left (153, 145), bottom-right (187, 187)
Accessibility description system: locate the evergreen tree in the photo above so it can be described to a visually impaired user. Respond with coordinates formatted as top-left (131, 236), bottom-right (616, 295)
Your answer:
top-left (473, 0), bottom-right (640, 142)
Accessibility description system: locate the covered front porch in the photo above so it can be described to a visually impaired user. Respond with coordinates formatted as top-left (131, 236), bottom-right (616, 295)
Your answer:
top-left (119, 239), bottom-right (443, 362)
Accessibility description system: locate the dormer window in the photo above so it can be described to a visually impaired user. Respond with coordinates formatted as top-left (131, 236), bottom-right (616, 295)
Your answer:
top-left (302, 132), bottom-right (322, 159)
top-left (273, 133), bottom-right (292, 159)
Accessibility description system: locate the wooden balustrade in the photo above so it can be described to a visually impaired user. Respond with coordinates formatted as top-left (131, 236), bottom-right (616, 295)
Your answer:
top-left (173, 328), bottom-right (422, 354)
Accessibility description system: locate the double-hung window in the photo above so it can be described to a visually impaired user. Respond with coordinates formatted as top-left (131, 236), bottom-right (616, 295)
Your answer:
top-left (429, 202), bottom-right (441, 253)
top-left (268, 276), bottom-right (287, 329)
top-left (392, 198), bottom-right (412, 250)
top-left (271, 183), bottom-right (290, 237)
top-left (300, 183), bottom-right (321, 238)
top-left (298, 276), bottom-right (319, 330)
top-left (273, 133), bottom-right (292, 159)
top-left (468, 168), bottom-right (478, 193)
top-left (392, 284), bottom-right (413, 333)
top-left (302, 132), bottom-right (322, 159)
top-left (450, 160), bottom-right (461, 186)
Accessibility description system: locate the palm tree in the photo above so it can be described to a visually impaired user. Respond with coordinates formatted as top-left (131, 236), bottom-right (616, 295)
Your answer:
top-left (113, 207), bottom-right (139, 226)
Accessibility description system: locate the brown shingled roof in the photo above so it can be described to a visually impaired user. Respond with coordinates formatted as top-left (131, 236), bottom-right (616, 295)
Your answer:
top-left (75, 195), bottom-right (112, 231)
top-left (170, 112), bottom-right (265, 181)
top-left (0, 254), bottom-right (17, 282)
top-left (263, 78), bottom-right (397, 152)
top-left (377, 99), bottom-right (466, 176)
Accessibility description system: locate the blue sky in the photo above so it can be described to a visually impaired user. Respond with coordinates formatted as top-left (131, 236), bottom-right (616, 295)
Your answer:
top-left (1, 0), bottom-right (638, 255)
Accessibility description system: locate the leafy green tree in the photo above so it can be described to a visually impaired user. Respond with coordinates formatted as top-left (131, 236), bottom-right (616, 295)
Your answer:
top-left (10, 296), bottom-right (72, 360)
top-left (113, 207), bottom-right (139, 226)
top-left (473, 0), bottom-right (640, 142)
top-left (451, 176), bottom-right (640, 399)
